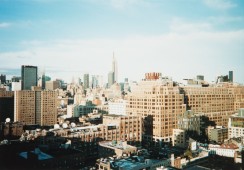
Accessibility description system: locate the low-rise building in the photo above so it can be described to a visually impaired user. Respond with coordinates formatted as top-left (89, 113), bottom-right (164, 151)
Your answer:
top-left (103, 114), bottom-right (142, 142)
top-left (0, 121), bottom-right (23, 139)
top-left (177, 110), bottom-right (201, 135)
top-left (228, 108), bottom-right (244, 139)
top-left (73, 102), bottom-right (108, 117)
top-left (97, 156), bottom-right (171, 170)
top-left (207, 126), bottom-right (228, 144)
top-left (172, 129), bottom-right (186, 148)
top-left (98, 141), bottom-right (137, 158)
top-left (209, 144), bottom-right (238, 158)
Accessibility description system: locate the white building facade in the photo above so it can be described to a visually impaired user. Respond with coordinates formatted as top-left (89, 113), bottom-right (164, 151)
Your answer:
top-left (228, 108), bottom-right (244, 139)
top-left (209, 144), bottom-right (238, 158)
top-left (108, 99), bottom-right (127, 116)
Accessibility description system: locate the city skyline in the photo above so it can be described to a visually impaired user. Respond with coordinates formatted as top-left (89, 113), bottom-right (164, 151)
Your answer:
top-left (0, 0), bottom-right (244, 83)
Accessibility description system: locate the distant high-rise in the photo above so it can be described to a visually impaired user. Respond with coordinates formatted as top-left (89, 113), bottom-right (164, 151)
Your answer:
top-left (229, 71), bottom-right (233, 82)
top-left (21, 65), bottom-right (38, 90)
top-left (91, 75), bottom-right (103, 88)
top-left (92, 75), bottom-right (98, 88)
top-left (124, 78), bottom-right (130, 92)
top-left (11, 76), bottom-right (21, 82)
top-left (196, 75), bottom-right (204, 81)
top-left (108, 71), bottom-right (114, 88)
top-left (112, 53), bottom-right (118, 83)
top-left (97, 75), bottom-right (104, 88)
top-left (41, 71), bottom-right (45, 90)
top-left (46, 81), bottom-right (60, 90)
top-left (0, 74), bottom-right (6, 84)
top-left (83, 73), bottom-right (89, 89)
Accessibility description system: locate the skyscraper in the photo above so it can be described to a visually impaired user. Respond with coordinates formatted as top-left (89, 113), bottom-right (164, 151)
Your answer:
top-left (92, 75), bottom-right (98, 88)
top-left (229, 71), bottom-right (233, 82)
top-left (21, 65), bottom-right (38, 90)
top-left (0, 74), bottom-right (6, 84)
top-left (112, 53), bottom-right (118, 83)
top-left (41, 70), bottom-right (46, 90)
top-left (83, 73), bottom-right (89, 89)
top-left (108, 71), bottom-right (114, 88)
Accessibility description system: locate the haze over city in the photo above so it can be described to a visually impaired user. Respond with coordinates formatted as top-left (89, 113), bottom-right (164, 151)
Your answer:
top-left (0, 0), bottom-right (244, 83)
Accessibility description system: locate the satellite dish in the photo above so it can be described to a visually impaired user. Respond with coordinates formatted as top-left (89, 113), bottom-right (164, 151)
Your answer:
top-left (62, 123), bottom-right (68, 128)
top-left (71, 122), bottom-right (76, 128)
top-left (5, 118), bottom-right (10, 123)
top-left (54, 124), bottom-right (60, 129)
top-left (36, 128), bottom-right (41, 132)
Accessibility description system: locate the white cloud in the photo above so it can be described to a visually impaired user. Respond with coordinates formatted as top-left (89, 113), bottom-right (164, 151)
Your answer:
top-left (1, 20), bottom-right (244, 84)
top-left (203, 0), bottom-right (237, 10)
top-left (0, 22), bottom-right (11, 28)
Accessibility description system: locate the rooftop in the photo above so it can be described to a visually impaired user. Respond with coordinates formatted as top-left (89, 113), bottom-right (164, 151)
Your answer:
top-left (209, 143), bottom-right (238, 150)
top-left (99, 141), bottom-right (136, 151)
top-left (99, 156), bottom-right (165, 170)
top-left (19, 148), bottom-right (53, 160)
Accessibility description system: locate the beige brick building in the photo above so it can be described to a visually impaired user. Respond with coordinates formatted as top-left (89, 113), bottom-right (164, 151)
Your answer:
top-left (182, 84), bottom-right (244, 127)
top-left (54, 114), bottom-right (141, 143)
top-left (65, 124), bottom-right (120, 142)
top-left (0, 88), bottom-right (14, 97)
top-left (126, 73), bottom-right (186, 143)
top-left (103, 114), bottom-right (142, 142)
top-left (14, 89), bottom-right (57, 126)
top-left (126, 73), bottom-right (244, 143)
top-left (15, 90), bottom-right (36, 124)
top-left (45, 80), bottom-right (60, 90)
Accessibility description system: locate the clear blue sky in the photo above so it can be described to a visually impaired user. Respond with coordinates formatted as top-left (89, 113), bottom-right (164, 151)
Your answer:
top-left (0, 0), bottom-right (244, 83)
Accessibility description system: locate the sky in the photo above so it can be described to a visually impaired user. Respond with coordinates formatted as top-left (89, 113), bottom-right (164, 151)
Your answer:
top-left (0, 0), bottom-right (244, 84)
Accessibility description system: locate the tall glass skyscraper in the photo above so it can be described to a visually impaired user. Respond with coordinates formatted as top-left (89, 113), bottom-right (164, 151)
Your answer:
top-left (229, 71), bottom-right (233, 82)
top-left (83, 73), bottom-right (89, 89)
top-left (21, 65), bottom-right (38, 90)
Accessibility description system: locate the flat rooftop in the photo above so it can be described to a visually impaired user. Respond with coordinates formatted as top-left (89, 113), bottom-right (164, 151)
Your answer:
top-left (99, 141), bottom-right (136, 151)
top-left (19, 148), bottom-right (53, 160)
